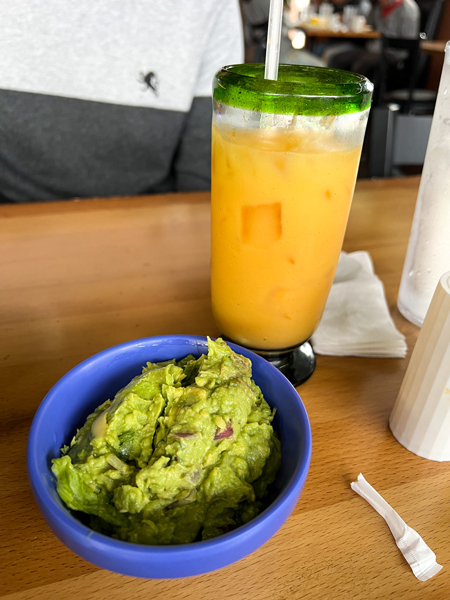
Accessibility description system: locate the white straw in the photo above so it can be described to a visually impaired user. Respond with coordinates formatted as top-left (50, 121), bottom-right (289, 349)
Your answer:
top-left (264, 0), bottom-right (284, 80)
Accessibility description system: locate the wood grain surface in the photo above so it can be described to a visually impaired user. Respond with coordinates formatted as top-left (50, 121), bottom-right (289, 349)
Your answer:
top-left (421, 40), bottom-right (447, 56)
top-left (1, 177), bottom-right (449, 599)
top-left (300, 25), bottom-right (380, 38)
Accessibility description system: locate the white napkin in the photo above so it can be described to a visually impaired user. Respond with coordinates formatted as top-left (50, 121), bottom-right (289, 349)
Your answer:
top-left (311, 251), bottom-right (407, 357)
top-left (351, 474), bottom-right (443, 581)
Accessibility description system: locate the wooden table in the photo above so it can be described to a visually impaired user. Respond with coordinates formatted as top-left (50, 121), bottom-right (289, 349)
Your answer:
top-left (2, 177), bottom-right (449, 599)
top-left (420, 39), bottom-right (447, 56)
top-left (300, 25), bottom-right (380, 39)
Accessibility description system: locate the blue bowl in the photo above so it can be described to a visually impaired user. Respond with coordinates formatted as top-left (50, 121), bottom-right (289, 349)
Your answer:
top-left (27, 335), bottom-right (312, 579)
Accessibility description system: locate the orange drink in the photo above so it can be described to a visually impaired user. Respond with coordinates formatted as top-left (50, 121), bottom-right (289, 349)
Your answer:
top-left (211, 65), bottom-right (373, 384)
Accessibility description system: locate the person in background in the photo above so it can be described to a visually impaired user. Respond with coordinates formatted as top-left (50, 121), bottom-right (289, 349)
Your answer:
top-left (0, 1), bottom-right (244, 203)
top-left (368, 0), bottom-right (420, 37)
top-left (241, 0), bottom-right (326, 66)
top-left (324, 0), bottom-right (420, 76)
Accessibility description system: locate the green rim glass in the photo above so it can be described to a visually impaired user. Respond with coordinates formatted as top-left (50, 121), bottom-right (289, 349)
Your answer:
top-left (213, 63), bottom-right (373, 116)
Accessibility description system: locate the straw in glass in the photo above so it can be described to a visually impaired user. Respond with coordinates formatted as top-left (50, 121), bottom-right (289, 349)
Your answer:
top-left (264, 0), bottom-right (284, 80)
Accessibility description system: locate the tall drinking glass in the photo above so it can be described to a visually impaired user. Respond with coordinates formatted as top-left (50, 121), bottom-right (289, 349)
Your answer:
top-left (211, 64), bottom-right (373, 385)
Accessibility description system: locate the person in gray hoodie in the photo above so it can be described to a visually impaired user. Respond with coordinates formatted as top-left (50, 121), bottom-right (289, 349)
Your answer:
top-left (0, 1), bottom-right (244, 203)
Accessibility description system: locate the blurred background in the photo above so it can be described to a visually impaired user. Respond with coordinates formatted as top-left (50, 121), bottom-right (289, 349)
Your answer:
top-left (239, 0), bottom-right (449, 178)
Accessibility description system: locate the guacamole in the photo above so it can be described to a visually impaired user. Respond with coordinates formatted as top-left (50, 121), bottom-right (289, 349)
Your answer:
top-left (52, 338), bottom-right (281, 545)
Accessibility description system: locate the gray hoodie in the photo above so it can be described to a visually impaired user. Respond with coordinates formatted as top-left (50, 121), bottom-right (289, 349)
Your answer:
top-left (0, 1), bottom-right (244, 202)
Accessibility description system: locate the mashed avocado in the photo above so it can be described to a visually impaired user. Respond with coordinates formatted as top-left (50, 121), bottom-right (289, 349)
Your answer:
top-left (52, 338), bottom-right (281, 545)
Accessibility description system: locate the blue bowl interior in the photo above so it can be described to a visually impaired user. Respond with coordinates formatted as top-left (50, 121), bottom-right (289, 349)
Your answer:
top-left (27, 335), bottom-right (312, 578)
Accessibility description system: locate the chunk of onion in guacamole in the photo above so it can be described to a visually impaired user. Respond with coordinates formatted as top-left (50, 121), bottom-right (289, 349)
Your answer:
top-left (52, 338), bottom-right (281, 545)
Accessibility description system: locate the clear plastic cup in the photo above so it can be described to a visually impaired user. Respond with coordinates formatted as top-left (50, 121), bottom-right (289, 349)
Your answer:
top-left (397, 43), bottom-right (450, 327)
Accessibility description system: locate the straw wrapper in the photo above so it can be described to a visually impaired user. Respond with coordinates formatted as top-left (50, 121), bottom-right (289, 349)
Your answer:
top-left (351, 474), bottom-right (443, 581)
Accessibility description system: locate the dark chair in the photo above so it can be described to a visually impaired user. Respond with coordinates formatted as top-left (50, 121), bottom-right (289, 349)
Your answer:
top-left (369, 104), bottom-right (432, 176)
top-left (376, 36), bottom-right (437, 114)
top-left (418, 0), bottom-right (446, 44)
top-left (369, 36), bottom-right (434, 177)
top-left (368, 0), bottom-right (445, 177)
top-left (375, 0), bottom-right (445, 114)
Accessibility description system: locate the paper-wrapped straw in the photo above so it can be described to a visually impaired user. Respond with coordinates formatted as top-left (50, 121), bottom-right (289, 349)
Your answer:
top-left (390, 271), bottom-right (450, 461)
top-left (351, 474), bottom-right (443, 581)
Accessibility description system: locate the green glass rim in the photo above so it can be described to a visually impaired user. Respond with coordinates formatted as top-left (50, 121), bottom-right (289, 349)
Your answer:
top-left (213, 63), bottom-right (373, 116)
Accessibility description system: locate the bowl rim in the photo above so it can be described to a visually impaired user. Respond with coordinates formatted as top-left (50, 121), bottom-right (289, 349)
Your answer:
top-left (27, 335), bottom-right (312, 572)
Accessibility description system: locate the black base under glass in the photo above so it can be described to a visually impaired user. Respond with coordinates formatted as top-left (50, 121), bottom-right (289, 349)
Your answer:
top-left (223, 337), bottom-right (316, 387)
